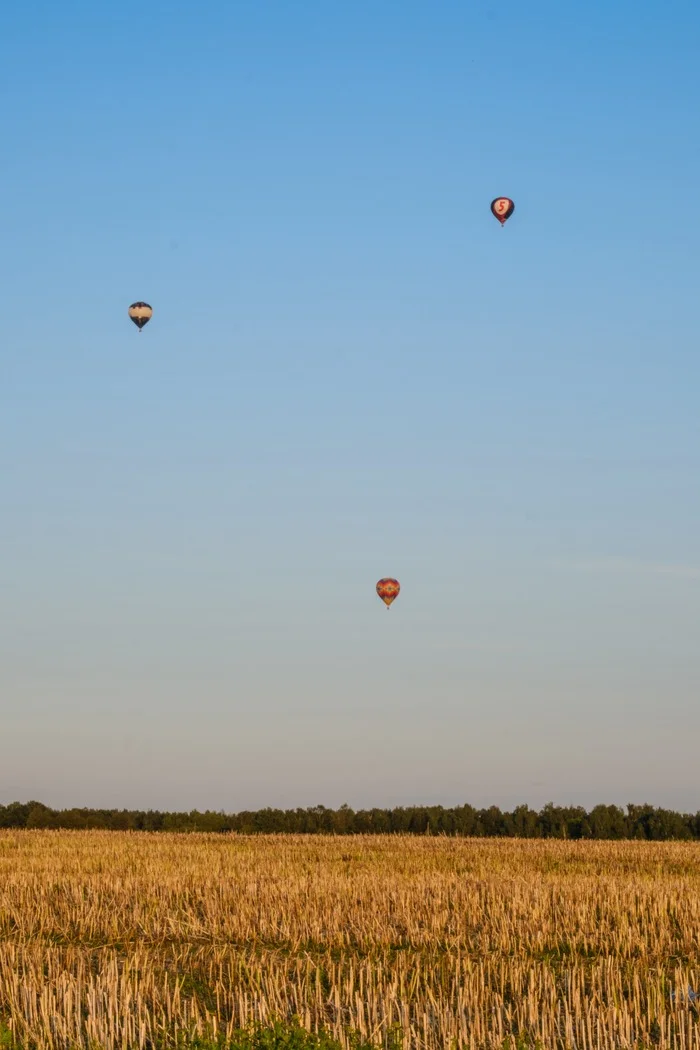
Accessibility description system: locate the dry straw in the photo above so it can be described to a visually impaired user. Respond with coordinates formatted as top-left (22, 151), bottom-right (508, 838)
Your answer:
top-left (0, 832), bottom-right (699, 1049)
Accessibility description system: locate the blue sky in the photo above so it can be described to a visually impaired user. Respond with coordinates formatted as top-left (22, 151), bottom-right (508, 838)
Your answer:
top-left (2, 0), bottom-right (700, 813)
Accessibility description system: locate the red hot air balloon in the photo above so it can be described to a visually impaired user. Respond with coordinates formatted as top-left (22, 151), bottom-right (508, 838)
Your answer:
top-left (376, 578), bottom-right (400, 609)
top-left (490, 197), bottom-right (515, 226)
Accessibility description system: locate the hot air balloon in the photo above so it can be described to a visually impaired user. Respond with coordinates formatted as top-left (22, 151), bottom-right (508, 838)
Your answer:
top-left (376, 578), bottom-right (400, 609)
top-left (128, 302), bottom-right (153, 331)
top-left (490, 197), bottom-right (514, 226)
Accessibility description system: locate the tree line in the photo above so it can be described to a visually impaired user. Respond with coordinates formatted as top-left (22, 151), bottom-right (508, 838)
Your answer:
top-left (1, 800), bottom-right (699, 839)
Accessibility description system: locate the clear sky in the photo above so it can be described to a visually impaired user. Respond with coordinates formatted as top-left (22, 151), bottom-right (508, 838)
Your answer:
top-left (2, 0), bottom-right (700, 814)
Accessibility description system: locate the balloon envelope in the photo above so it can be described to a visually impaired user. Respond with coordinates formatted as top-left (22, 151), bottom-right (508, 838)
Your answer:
top-left (128, 302), bottom-right (153, 330)
top-left (376, 578), bottom-right (400, 608)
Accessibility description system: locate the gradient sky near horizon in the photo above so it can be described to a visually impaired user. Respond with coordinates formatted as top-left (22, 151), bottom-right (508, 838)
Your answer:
top-left (2, 0), bottom-right (700, 814)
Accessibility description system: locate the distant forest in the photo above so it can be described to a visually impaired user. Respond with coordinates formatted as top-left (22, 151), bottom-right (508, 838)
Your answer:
top-left (2, 800), bottom-right (700, 839)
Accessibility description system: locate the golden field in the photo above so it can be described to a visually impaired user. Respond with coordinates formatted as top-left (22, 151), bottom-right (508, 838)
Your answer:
top-left (0, 831), bottom-right (699, 1050)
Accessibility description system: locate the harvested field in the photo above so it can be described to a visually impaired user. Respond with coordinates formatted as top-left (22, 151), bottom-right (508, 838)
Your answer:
top-left (0, 831), bottom-right (699, 1049)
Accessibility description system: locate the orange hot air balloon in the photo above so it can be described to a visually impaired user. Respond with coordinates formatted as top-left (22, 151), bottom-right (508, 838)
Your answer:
top-left (490, 197), bottom-right (515, 226)
top-left (376, 577), bottom-right (400, 609)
